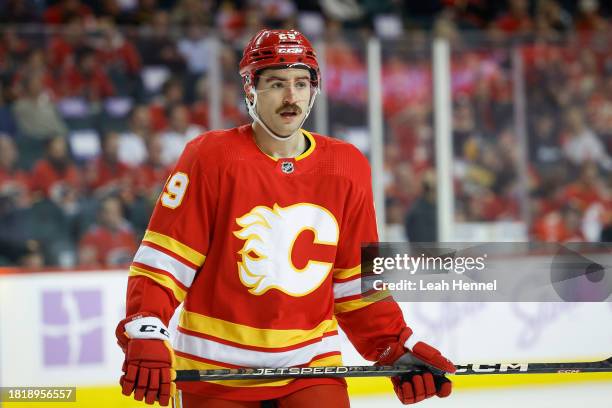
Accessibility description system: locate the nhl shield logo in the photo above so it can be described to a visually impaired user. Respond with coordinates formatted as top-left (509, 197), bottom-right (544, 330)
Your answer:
top-left (280, 161), bottom-right (295, 174)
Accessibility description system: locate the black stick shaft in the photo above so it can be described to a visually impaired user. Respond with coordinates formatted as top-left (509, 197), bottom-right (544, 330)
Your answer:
top-left (175, 357), bottom-right (612, 381)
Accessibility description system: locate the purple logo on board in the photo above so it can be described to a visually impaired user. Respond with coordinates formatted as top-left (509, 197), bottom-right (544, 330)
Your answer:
top-left (42, 290), bottom-right (104, 366)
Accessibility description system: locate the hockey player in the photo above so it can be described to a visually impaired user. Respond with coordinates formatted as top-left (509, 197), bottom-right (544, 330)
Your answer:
top-left (116, 29), bottom-right (455, 407)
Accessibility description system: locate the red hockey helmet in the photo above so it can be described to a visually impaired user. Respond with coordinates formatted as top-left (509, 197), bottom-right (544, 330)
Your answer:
top-left (239, 29), bottom-right (320, 90)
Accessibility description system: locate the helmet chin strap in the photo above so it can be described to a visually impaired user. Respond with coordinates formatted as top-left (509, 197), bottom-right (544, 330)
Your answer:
top-left (245, 87), bottom-right (319, 142)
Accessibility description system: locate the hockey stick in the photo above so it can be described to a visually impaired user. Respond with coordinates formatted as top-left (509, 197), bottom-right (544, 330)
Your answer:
top-left (175, 356), bottom-right (612, 381)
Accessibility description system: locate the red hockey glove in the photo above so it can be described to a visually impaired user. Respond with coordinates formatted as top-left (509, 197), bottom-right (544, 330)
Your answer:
top-left (116, 315), bottom-right (176, 406)
top-left (377, 328), bottom-right (455, 405)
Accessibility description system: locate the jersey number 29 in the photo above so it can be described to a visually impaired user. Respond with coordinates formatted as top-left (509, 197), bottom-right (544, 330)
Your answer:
top-left (161, 172), bottom-right (189, 209)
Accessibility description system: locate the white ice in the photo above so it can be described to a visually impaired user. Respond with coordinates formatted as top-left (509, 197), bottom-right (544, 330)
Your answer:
top-left (350, 383), bottom-right (612, 408)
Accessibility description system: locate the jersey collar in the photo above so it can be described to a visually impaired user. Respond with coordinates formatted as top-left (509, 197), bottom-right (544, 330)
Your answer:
top-left (248, 126), bottom-right (317, 162)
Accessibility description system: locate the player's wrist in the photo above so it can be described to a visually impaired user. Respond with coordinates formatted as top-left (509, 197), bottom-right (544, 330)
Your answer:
top-left (402, 331), bottom-right (420, 352)
top-left (123, 316), bottom-right (171, 341)
top-left (377, 326), bottom-right (414, 365)
top-left (377, 328), bottom-right (455, 374)
top-left (116, 313), bottom-right (171, 353)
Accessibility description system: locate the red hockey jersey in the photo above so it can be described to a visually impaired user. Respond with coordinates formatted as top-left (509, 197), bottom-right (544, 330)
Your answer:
top-left (126, 124), bottom-right (407, 400)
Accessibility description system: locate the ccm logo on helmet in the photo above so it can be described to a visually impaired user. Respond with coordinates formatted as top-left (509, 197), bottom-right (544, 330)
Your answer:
top-left (278, 48), bottom-right (303, 54)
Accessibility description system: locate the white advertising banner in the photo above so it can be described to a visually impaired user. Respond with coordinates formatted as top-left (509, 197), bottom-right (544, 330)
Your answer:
top-left (1, 270), bottom-right (611, 387)
top-left (0, 271), bottom-right (128, 387)
top-left (341, 302), bottom-right (612, 366)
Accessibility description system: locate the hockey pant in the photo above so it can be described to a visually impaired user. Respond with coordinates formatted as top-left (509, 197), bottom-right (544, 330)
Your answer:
top-left (172, 384), bottom-right (349, 408)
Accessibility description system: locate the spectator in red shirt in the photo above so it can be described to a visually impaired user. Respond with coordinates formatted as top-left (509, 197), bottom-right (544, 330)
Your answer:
top-left (494, 0), bottom-right (534, 35)
top-left (561, 162), bottom-right (606, 211)
top-left (46, 15), bottom-right (89, 70)
top-left (531, 205), bottom-right (585, 242)
top-left (30, 135), bottom-right (81, 212)
top-left (85, 130), bottom-right (132, 197)
top-left (135, 133), bottom-right (171, 201)
top-left (11, 48), bottom-right (55, 99)
top-left (43, 0), bottom-right (93, 25)
top-left (561, 204), bottom-right (587, 242)
top-left (78, 195), bottom-right (137, 267)
top-left (148, 77), bottom-right (186, 132)
top-left (574, 0), bottom-right (609, 32)
top-left (56, 47), bottom-right (115, 101)
top-left (95, 19), bottom-right (142, 76)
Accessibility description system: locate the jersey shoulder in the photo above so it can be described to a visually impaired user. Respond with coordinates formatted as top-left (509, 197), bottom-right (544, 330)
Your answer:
top-left (180, 125), bottom-right (251, 167)
top-left (309, 132), bottom-right (371, 182)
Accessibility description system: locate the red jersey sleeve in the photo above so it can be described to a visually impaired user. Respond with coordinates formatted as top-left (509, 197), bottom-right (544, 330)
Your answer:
top-left (125, 136), bottom-right (218, 325)
top-left (332, 149), bottom-right (408, 361)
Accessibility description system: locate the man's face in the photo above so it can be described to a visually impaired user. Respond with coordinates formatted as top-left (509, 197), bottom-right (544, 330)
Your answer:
top-left (100, 197), bottom-right (123, 229)
top-left (254, 68), bottom-right (313, 137)
top-left (170, 106), bottom-right (189, 130)
top-left (48, 137), bottom-right (67, 160)
top-left (146, 135), bottom-right (164, 165)
top-left (0, 137), bottom-right (16, 168)
top-left (132, 107), bottom-right (151, 131)
top-left (103, 132), bottom-right (120, 159)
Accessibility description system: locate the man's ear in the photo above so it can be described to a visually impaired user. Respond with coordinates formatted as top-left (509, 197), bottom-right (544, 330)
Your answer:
top-left (245, 85), bottom-right (256, 104)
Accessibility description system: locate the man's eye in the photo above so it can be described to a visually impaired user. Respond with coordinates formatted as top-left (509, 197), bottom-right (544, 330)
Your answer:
top-left (271, 82), bottom-right (284, 89)
top-left (296, 81), bottom-right (308, 89)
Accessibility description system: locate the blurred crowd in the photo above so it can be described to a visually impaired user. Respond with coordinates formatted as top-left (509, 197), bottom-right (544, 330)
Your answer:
top-left (0, 0), bottom-right (610, 268)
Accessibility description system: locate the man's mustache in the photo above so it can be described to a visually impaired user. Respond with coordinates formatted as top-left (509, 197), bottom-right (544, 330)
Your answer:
top-left (276, 104), bottom-right (302, 114)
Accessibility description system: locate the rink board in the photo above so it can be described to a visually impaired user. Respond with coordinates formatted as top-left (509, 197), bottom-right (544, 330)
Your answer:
top-left (0, 269), bottom-right (610, 407)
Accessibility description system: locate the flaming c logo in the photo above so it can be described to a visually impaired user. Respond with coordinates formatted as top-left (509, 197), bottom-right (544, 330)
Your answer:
top-left (234, 203), bottom-right (339, 296)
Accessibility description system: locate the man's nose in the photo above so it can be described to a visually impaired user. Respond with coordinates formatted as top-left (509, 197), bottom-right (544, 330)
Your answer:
top-left (282, 83), bottom-right (298, 104)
